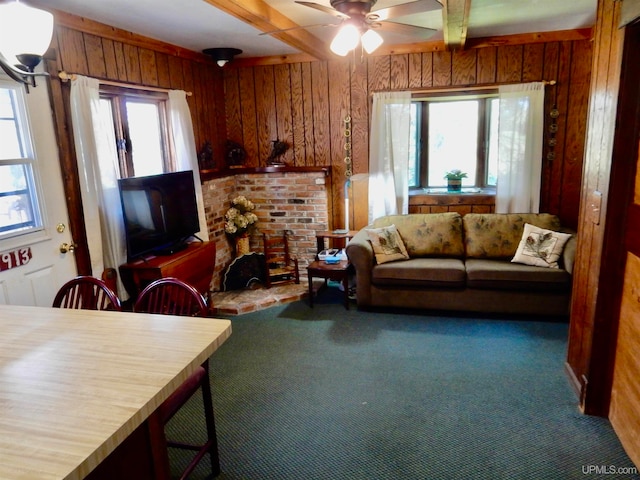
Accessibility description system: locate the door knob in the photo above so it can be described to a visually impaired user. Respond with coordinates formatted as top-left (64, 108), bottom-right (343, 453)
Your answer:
top-left (59, 242), bottom-right (77, 254)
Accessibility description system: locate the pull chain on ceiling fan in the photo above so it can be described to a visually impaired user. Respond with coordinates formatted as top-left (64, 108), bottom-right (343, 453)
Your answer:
top-left (262, 0), bottom-right (442, 56)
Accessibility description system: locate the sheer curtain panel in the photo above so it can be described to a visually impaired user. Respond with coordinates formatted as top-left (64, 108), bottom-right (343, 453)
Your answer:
top-left (70, 75), bottom-right (127, 296)
top-left (496, 82), bottom-right (545, 213)
top-left (368, 91), bottom-right (412, 223)
top-left (168, 90), bottom-right (209, 242)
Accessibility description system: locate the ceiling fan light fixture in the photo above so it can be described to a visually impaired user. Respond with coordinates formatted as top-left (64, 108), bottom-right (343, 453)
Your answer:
top-left (361, 29), bottom-right (383, 54)
top-left (202, 47), bottom-right (242, 67)
top-left (330, 23), bottom-right (360, 56)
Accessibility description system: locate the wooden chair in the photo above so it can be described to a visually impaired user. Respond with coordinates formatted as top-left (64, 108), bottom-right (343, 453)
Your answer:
top-left (133, 277), bottom-right (219, 479)
top-left (52, 276), bottom-right (122, 311)
top-left (262, 232), bottom-right (300, 288)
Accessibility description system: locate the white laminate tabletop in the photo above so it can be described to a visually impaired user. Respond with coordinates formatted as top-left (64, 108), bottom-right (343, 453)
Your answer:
top-left (0, 305), bottom-right (232, 480)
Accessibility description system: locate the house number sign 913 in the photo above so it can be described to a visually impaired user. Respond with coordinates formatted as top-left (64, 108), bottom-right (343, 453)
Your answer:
top-left (0, 247), bottom-right (32, 272)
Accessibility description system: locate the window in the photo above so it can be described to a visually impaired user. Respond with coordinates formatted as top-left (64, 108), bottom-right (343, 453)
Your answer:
top-left (409, 94), bottom-right (499, 190)
top-left (0, 81), bottom-right (43, 239)
top-left (99, 88), bottom-right (173, 178)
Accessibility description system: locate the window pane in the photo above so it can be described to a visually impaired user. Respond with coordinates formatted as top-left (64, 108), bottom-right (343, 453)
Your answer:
top-left (408, 103), bottom-right (419, 187)
top-left (126, 101), bottom-right (164, 176)
top-left (0, 89), bottom-right (23, 159)
top-left (0, 165), bottom-right (36, 234)
top-left (428, 101), bottom-right (478, 187)
top-left (486, 98), bottom-right (499, 186)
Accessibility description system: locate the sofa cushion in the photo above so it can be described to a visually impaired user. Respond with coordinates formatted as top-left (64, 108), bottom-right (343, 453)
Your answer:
top-left (465, 259), bottom-right (572, 292)
top-left (373, 212), bottom-right (464, 258)
top-left (511, 223), bottom-right (573, 268)
top-left (371, 258), bottom-right (466, 288)
top-left (463, 213), bottom-right (562, 259)
top-left (366, 224), bottom-right (410, 264)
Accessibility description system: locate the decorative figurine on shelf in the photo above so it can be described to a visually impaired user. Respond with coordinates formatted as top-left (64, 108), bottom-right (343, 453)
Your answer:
top-left (226, 140), bottom-right (247, 169)
top-left (197, 140), bottom-right (214, 170)
top-left (267, 138), bottom-right (289, 166)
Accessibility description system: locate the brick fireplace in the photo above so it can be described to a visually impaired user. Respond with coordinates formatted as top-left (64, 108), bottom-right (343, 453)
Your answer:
top-left (201, 168), bottom-right (330, 292)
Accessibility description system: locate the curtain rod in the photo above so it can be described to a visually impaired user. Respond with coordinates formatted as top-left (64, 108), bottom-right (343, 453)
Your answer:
top-left (57, 71), bottom-right (192, 96)
top-left (372, 80), bottom-right (556, 96)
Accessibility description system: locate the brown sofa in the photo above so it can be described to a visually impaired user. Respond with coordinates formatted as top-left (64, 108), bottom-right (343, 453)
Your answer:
top-left (345, 212), bottom-right (576, 316)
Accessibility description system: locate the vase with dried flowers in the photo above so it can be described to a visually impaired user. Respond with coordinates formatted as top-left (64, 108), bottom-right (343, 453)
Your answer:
top-left (225, 195), bottom-right (258, 256)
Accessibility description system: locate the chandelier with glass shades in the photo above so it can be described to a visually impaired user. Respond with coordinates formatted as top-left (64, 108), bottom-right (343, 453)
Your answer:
top-left (0, 0), bottom-right (54, 89)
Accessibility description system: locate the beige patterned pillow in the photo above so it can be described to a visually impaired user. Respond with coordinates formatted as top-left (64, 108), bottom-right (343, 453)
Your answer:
top-left (366, 224), bottom-right (410, 264)
top-left (511, 223), bottom-right (572, 268)
top-left (372, 212), bottom-right (464, 257)
top-left (464, 213), bottom-right (562, 258)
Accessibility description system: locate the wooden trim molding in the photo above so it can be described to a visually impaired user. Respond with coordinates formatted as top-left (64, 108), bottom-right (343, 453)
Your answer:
top-left (200, 166), bottom-right (330, 182)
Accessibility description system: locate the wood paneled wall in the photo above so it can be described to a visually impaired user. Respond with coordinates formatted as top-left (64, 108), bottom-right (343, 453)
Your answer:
top-left (224, 39), bottom-right (593, 230)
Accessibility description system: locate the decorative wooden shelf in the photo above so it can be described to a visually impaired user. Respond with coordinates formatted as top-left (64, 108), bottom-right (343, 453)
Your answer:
top-left (200, 165), bottom-right (330, 181)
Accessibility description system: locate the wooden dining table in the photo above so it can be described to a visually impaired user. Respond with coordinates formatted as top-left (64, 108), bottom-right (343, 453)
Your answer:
top-left (0, 304), bottom-right (232, 480)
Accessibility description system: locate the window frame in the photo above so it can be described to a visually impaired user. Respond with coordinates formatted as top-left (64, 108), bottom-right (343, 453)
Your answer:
top-left (0, 78), bottom-right (45, 242)
top-left (98, 86), bottom-right (174, 178)
top-left (410, 90), bottom-right (499, 191)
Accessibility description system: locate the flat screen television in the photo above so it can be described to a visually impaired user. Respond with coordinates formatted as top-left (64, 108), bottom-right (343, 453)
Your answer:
top-left (118, 170), bottom-right (200, 260)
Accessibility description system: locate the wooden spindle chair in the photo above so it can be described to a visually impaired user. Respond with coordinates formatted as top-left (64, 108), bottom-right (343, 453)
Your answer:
top-left (52, 275), bottom-right (122, 311)
top-left (133, 277), bottom-right (219, 479)
top-left (262, 232), bottom-right (300, 288)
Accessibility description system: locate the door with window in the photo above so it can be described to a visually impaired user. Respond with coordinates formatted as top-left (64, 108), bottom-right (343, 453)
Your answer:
top-left (0, 77), bottom-right (76, 306)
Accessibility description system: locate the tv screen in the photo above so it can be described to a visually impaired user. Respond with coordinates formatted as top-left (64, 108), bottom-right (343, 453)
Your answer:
top-left (118, 170), bottom-right (200, 260)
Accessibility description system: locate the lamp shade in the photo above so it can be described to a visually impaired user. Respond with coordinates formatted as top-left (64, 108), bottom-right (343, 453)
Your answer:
top-left (361, 29), bottom-right (383, 54)
top-left (330, 24), bottom-right (361, 56)
top-left (0, 1), bottom-right (54, 66)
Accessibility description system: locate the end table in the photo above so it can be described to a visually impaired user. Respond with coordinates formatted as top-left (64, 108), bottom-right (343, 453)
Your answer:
top-left (307, 259), bottom-right (352, 309)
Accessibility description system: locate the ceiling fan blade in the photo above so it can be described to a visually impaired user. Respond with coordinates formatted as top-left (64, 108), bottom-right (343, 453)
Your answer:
top-left (371, 0), bottom-right (443, 21)
top-left (295, 1), bottom-right (347, 18)
top-left (376, 21), bottom-right (437, 37)
top-left (259, 22), bottom-right (340, 36)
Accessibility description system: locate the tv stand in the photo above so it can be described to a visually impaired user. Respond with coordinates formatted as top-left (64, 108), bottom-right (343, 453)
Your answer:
top-left (154, 241), bottom-right (189, 256)
top-left (119, 241), bottom-right (216, 299)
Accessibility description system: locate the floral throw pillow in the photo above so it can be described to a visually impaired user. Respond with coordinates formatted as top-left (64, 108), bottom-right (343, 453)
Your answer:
top-left (511, 223), bottom-right (572, 269)
top-left (366, 224), bottom-right (410, 264)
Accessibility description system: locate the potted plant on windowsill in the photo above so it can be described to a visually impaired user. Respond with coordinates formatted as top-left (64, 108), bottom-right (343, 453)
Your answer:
top-left (444, 169), bottom-right (467, 192)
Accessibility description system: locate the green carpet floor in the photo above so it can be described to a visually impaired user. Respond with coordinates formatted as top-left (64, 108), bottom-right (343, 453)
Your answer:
top-left (166, 291), bottom-right (639, 480)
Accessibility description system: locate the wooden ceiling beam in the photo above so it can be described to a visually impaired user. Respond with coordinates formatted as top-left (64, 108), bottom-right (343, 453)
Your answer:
top-left (442, 0), bottom-right (472, 50)
top-left (201, 0), bottom-right (330, 60)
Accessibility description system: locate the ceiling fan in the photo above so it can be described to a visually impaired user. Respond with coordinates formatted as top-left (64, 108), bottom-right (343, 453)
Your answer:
top-left (263, 0), bottom-right (443, 56)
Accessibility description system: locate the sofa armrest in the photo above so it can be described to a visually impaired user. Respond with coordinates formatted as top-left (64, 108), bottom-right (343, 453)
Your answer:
top-left (346, 228), bottom-right (375, 306)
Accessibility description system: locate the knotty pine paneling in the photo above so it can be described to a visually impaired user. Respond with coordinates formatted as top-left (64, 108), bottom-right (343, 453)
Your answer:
top-left (311, 62), bottom-right (331, 166)
top-left (274, 64), bottom-right (295, 166)
top-left (224, 38), bottom-right (592, 230)
top-left (238, 67), bottom-right (259, 165)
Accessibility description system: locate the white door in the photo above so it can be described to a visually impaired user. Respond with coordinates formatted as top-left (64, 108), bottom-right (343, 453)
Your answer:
top-left (0, 75), bottom-right (77, 306)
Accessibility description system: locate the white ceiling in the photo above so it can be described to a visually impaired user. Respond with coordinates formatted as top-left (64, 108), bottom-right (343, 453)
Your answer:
top-left (33, 0), bottom-right (596, 60)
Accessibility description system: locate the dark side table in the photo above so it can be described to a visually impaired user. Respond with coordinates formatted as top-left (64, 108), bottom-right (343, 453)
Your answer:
top-left (307, 259), bottom-right (352, 310)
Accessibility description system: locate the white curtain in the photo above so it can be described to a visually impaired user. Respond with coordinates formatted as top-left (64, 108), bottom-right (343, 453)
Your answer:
top-left (368, 91), bottom-right (412, 223)
top-left (168, 90), bottom-right (209, 242)
top-left (69, 75), bottom-right (127, 296)
top-left (496, 82), bottom-right (545, 213)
